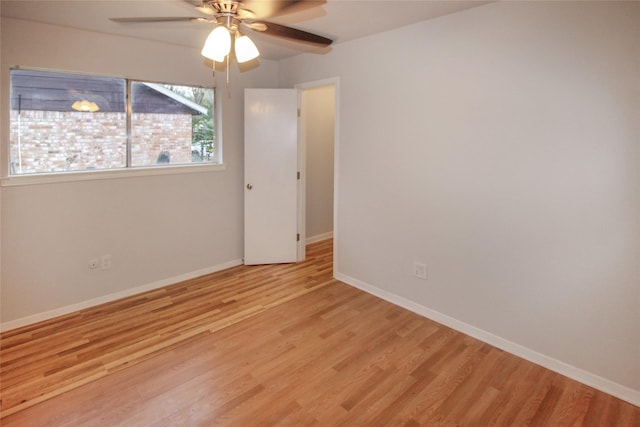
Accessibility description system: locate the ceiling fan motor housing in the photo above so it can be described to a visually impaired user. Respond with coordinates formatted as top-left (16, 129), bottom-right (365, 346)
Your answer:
top-left (201, 0), bottom-right (246, 18)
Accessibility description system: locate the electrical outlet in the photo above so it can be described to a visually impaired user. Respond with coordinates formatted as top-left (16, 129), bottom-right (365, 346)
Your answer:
top-left (101, 254), bottom-right (112, 270)
top-left (414, 262), bottom-right (427, 280)
top-left (89, 259), bottom-right (99, 270)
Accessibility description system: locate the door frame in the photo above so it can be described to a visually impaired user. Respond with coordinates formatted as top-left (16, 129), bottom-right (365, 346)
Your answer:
top-left (295, 77), bottom-right (340, 272)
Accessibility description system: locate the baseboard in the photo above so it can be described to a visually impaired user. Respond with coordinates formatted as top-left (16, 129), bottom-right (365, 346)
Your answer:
top-left (334, 272), bottom-right (640, 408)
top-left (306, 231), bottom-right (333, 244)
top-left (1, 259), bottom-right (243, 333)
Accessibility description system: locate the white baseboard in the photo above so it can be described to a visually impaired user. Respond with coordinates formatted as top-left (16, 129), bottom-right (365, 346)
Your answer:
top-left (306, 231), bottom-right (333, 244)
top-left (1, 259), bottom-right (243, 333)
top-left (335, 272), bottom-right (640, 408)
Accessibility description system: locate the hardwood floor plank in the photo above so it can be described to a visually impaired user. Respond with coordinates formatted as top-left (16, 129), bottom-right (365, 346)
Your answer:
top-left (546, 380), bottom-right (594, 426)
top-left (2, 239), bottom-right (639, 425)
top-left (513, 369), bottom-right (560, 425)
top-left (438, 347), bottom-right (510, 424)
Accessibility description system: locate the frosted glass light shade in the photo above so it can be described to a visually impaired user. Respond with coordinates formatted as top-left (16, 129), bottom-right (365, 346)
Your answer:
top-left (201, 26), bottom-right (231, 62)
top-left (235, 34), bottom-right (259, 63)
top-left (72, 100), bottom-right (99, 112)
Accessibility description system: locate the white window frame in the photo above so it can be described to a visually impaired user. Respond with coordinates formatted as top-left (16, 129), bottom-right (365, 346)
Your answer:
top-left (1, 67), bottom-right (224, 187)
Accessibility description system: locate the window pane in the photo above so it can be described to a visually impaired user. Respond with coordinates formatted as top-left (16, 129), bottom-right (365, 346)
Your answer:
top-left (9, 69), bottom-right (126, 175)
top-left (130, 83), bottom-right (215, 167)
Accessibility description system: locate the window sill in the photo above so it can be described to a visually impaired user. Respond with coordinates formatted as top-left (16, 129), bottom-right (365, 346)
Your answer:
top-left (1, 163), bottom-right (226, 187)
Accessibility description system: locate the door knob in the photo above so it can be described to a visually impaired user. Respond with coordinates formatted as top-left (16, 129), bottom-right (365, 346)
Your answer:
top-left (246, 184), bottom-right (253, 190)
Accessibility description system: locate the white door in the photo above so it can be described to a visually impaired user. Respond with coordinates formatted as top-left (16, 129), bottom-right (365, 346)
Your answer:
top-left (244, 88), bottom-right (298, 265)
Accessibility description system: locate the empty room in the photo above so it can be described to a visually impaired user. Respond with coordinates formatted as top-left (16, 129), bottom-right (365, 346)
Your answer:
top-left (1, 0), bottom-right (639, 425)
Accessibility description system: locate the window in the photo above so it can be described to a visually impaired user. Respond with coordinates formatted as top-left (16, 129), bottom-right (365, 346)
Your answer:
top-left (9, 69), bottom-right (216, 176)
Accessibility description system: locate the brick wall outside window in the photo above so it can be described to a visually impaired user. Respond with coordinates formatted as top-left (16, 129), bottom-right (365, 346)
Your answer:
top-left (9, 111), bottom-right (194, 174)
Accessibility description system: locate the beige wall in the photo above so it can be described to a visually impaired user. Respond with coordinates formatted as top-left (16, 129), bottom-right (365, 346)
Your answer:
top-left (280, 1), bottom-right (640, 401)
top-left (0, 17), bottom-right (279, 325)
top-left (302, 85), bottom-right (334, 240)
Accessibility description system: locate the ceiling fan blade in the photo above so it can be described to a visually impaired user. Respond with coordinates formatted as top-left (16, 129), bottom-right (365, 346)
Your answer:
top-left (195, 5), bottom-right (216, 15)
top-left (110, 17), bottom-right (211, 23)
top-left (243, 21), bottom-right (268, 31)
top-left (239, 0), bottom-right (325, 19)
top-left (253, 21), bottom-right (332, 46)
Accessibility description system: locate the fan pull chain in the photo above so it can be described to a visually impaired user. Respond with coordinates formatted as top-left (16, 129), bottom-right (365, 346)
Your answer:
top-left (225, 54), bottom-right (232, 97)
top-left (212, 60), bottom-right (216, 87)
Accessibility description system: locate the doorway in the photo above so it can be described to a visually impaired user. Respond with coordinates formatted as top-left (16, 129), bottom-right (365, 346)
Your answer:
top-left (296, 78), bottom-right (338, 262)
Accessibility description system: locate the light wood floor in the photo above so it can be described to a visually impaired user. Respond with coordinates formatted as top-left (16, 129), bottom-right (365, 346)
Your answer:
top-left (1, 239), bottom-right (638, 425)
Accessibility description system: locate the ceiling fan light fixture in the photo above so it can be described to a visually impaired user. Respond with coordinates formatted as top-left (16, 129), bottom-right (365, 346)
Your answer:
top-left (235, 33), bottom-right (259, 63)
top-left (201, 25), bottom-right (231, 61)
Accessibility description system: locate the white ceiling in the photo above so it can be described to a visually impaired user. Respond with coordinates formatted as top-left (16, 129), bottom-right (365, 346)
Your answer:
top-left (1, 0), bottom-right (489, 60)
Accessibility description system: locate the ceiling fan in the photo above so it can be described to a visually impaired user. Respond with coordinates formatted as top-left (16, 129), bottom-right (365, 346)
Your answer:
top-left (110, 0), bottom-right (333, 66)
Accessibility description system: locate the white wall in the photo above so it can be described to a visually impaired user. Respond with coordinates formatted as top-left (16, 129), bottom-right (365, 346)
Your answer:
top-left (280, 1), bottom-right (640, 401)
top-left (0, 18), bottom-right (279, 326)
top-left (302, 85), bottom-right (334, 240)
